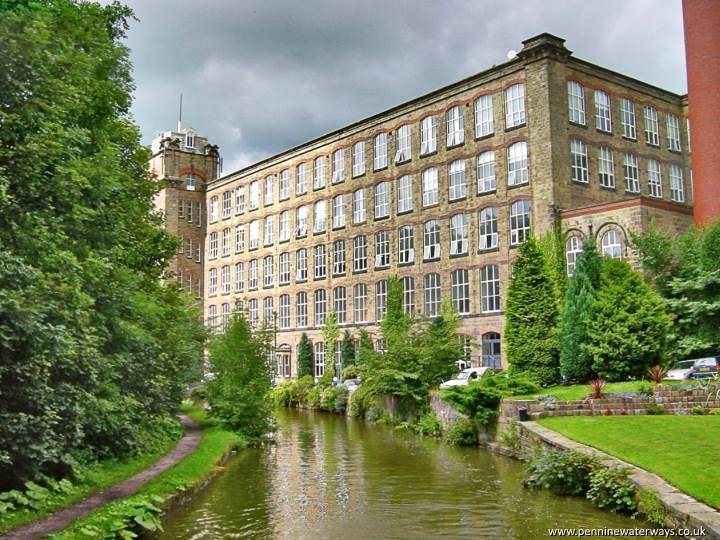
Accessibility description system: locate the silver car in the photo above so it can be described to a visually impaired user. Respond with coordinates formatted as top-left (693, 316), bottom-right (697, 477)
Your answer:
top-left (664, 360), bottom-right (695, 381)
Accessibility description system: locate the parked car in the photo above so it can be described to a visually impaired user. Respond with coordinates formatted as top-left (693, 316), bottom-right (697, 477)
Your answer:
top-left (343, 378), bottom-right (361, 393)
top-left (440, 367), bottom-right (492, 389)
top-left (688, 356), bottom-right (720, 380)
top-left (664, 360), bottom-right (696, 381)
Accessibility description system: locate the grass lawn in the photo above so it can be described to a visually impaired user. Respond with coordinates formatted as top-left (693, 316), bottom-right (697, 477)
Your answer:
top-left (511, 380), bottom-right (689, 401)
top-left (538, 415), bottom-right (720, 509)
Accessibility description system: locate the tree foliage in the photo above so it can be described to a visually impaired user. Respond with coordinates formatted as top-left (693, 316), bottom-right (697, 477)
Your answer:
top-left (340, 330), bottom-right (355, 369)
top-left (297, 333), bottom-right (314, 378)
top-left (321, 311), bottom-right (339, 384)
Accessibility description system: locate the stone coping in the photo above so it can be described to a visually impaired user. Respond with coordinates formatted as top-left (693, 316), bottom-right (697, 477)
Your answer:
top-left (521, 421), bottom-right (720, 540)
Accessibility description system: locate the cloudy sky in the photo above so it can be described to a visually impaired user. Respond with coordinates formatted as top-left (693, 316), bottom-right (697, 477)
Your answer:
top-left (118, 0), bottom-right (687, 174)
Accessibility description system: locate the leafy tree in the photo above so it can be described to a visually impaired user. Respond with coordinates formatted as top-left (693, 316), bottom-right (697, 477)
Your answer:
top-left (538, 230), bottom-right (568, 311)
top-left (297, 333), bottom-right (314, 378)
top-left (559, 240), bottom-right (602, 382)
top-left (587, 258), bottom-right (671, 381)
top-left (340, 330), bottom-right (355, 369)
top-left (417, 297), bottom-right (463, 386)
top-left (505, 237), bottom-right (560, 385)
top-left (206, 314), bottom-right (273, 439)
top-left (381, 275), bottom-right (411, 352)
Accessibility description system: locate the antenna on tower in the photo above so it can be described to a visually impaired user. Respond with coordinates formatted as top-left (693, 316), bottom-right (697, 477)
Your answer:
top-left (177, 93), bottom-right (183, 132)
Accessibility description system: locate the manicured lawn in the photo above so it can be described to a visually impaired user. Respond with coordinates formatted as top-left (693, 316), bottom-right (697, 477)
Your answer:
top-left (511, 380), bottom-right (688, 401)
top-left (538, 415), bottom-right (720, 509)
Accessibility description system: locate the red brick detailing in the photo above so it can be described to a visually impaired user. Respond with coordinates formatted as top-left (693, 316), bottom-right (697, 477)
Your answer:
top-left (683, 0), bottom-right (720, 225)
top-left (560, 197), bottom-right (693, 219)
top-left (178, 166), bottom-right (207, 180)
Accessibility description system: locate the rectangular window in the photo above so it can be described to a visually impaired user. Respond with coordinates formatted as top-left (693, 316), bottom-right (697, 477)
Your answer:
top-left (296, 249), bottom-right (307, 281)
top-left (374, 132), bottom-right (388, 170)
top-left (375, 230), bottom-right (390, 268)
top-left (314, 342), bottom-right (325, 377)
top-left (507, 142), bottom-right (528, 185)
top-left (331, 148), bottom-right (345, 184)
top-left (398, 225), bottom-right (415, 264)
top-left (221, 303), bottom-right (230, 331)
top-left (375, 281), bottom-right (387, 321)
top-left (474, 95), bottom-right (494, 137)
top-left (402, 277), bottom-right (415, 314)
top-left (279, 211), bottom-right (290, 242)
top-left (313, 200), bottom-right (326, 233)
top-left (644, 106), bottom-right (660, 146)
top-left (504, 83), bottom-right (525, 128)
top-left (222, 228), bottom-right (231, 256)
top-left (397, 175), bottom-right (413, 213)
top-left (178, 201), bottom-right (184, 219)
top-left (353, 235), bottom-right (367, 272)
top-left (422, 167), bottom-right (439, 207)
top-left (448, 160), bottom-right (467, 201)
top-left (353, 283), bottom-right (367, 323)
top-left (235, 187), bottom-right (245, 214)
top-left (222, 191), bottom-right (232, 218)
top-left (395, 125), bottom-right (411, 163)
top-left (248, 299), bottom-right (258, 324)
top-left (209, 196), bottom-right (218, 223)
top-left (451, 269), bottom-right (470, 314)
top-left (249, 220), bottom-right (259, 249)
top-left (420, 116), bottom-right (437, 154)
top-left (313, 156), bottom-right (325, 189)
top-left (510, 200), bottom-right (531, 246)
top-left (567, 81), bottom-right (586, 125)
top-left (279, 295), bottom-right (290, 329)
top-left (234, 262), bottom-right (244, 292)
top-left (598, 147), bottom-right (615, 188)
top-left (476, 151), bottom-right (496, 194)
top-left (208, 305), bottom-right (217, 329)
top-left (669, 164), bottom-right (685, 203)
top-left (314, 244), bottom-right (326, 279)
top-left (296, 163), bottom-right (307, 195)
top-left (450, 214), bottom-right (469, 255)
top-left (208, 268), bottom-right (217, 296)
top-left (263, 256), bottom-right (274, 287)
top-left (647, 159), bottom-right (663, 198)
top-left (264, 175), bottom-right (274, 206)
top-left (478, 207), bottom-right (498, 250)
top-left (424, 273), bottom-right (441, 317)
top-left (279, 252), bottom-right (290, 284)
top-left (263, 215), bottom-right (274, 246)
top-left (353, 189), bottom-right (367, 223)
top-left (594, 90), bottom-right (612, 132)
top-left (374, 182), bottom-right (389, 219)
top-left (296, 206), bottom-right (308, 237)
top-left (352, 141), bottom-right (365, 177)
top-left (194, 202), bottom-right (202, 227)
top-left (263, 297), bottom-right (273, 323)
top-left (332, 195), bottom-right (345, 229)
top-left (480, 265), bottom-right (501, 313)
top-left (623, 154), bottom-right (640, 193)
top-left (620, 98), bottom-right (636, 139)
top-left (446, 105), bottom-right (464, 147)
top-left (314, 290), bottom-right (327, 326)
top-left (334, 287), bottom-right (347, 324)
top-left (209, 231), bottom-right (218, 259)
top-left (249, 181), bottom-right (259, 210)
top-left (296, 292), bottom-right (307, 328)
top-left (333, 240), bottom-right (346, 276)
top-left (248, 259), bottom-right (258, 289)
top-left (279, 169), bottom-right (290, 200)
top-left (423, 220), bottom-right (440, 260)
top-left (667, 114), bottom-right (681, 151)
top-left (570, 139), bottom-right (589, 183)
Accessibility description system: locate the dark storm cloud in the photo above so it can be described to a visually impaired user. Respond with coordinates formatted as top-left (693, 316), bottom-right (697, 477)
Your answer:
top-left (118, 0), bottom-right (686, 173)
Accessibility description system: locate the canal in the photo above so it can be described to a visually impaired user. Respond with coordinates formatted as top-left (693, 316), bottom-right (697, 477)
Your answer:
top-left (159, 409), bottom-right (644, 539)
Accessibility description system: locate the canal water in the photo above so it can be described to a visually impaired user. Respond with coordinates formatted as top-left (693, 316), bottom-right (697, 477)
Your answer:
top-left (159, 409), bottom-right (644, 539)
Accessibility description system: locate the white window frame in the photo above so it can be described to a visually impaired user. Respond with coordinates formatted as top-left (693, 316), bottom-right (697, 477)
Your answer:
top-left (567, 81), bottom-right (586, 125)
top-left (235, 187), bottom-right (245, 214)
top-left (313, 200), bottom-right (326, 233)
top-left (249, 181), bottom-right (259, 210)
top-left (353, 235), bottom-right (368, 272)
top-left (623, 154), bottom-right (640, 193)
top-left (263, 255), bottom-right (274, 287)
top-left (279, 252), bottom-right (290, 284)
top-left (598, 147), bottom-right (615, 188)
top-left (222, 227), bottom-right (231, 256)
top-left (480, 265), bottom-right (501, 313)
top-left (375, 280), bottom-right (387, 322)
top-left (422, 167), bottom-right (439, 207)
top-left (208, 268), bottom-right (217, 296)
top-left (478, 207), bottom-right (498, 250)
top-left (620, 98), bottom-right (636, 139)
top-left (352, 141), bottom-right (366, 177)
top-left (209, 196), bottom-right (218, 223)
top-left (570, 139), bottom-right (588, 183)
top-left (504, 83), bottom-right (526, 128)
top-left (424, 273), bottom-right (441, 317)
top-left (296, 206), bottom-right (308, 238)
top-left (374, 182), bottom-right (389, 219)
top-left (279, 294), bottom-right (290, 329)
top-left (209, 231), bottom-right (218, 259)
top-left (510, 200), bottom-right (531, 246)
top-left (234, 262), bottom-right (244, 292)
top-left (222, 191), bottom-right (232, 218)
top-left (296, 292), bottom-right (308, 328)
top-left (667, 114), bottom-right (681, 151)
top-left (332, 194), bottom-right (346, 229)
top-left (314, 244), bottom-right (326, 279)
top-left (601, 230), bottom-right (623, 259)
top-left (314, 289), bottom-right (327, 327)
top-left (395, 125), bottom-right (411, 163)
top-left (474, 94), bottom-right (494, 138)
top-left (296, 163), bottom-right (307, 195)
top-left (644, 106), bottom-right (660, 146)
top-left (353, 188), bottom-right (367, 224)
top-left (423, 220), bottom-right (440, 260)
top-left (448, 159), bottom-right (467, 201)
top-left (334, 287), bottom-right (347, 324)
top-left (279, 210), bottom-right (290, 242)
top-left (263, 215), bottom-right (274, 246)
top-left (420, 116), bottom-right (437, 155)
top-left (333, 239), bottom-right (346, 276)
top-left (249, 220), bottom-right (259, 249)
top-left (451, 269), bottom-right (470, 314)
top-left (314, 341), bottom-right (325, 377)
top-left (248, 259), bottom-right (258, 289)
top-left (331, 148), bottom-right (345, 184)
top-left (397, 175), bottom-right (413, 213)
top-left (296, 248), bottom-right (307, 281)
top-left (669, 164), bottom-right (685, 203)
top-left (398, 225), bottom-right (415, 264)
top-left (279, 169), bottom-right (290, 200)
top-left (263, 175), bottom-right (274, 206)
top-left (477, 151), bottom-right (496, 194)
top-left (565, 236), bottom-right (583, 276)
top-left (374, 132), bottom-right (388, 170)
top-left (375, 230), bottom-right (390, 268)
top-left (402, 276), bottom-right (415, 314)
top-left (446, 105), bottom-right (464, 147)
top-left (353, 283), bottom-right (367, 323)
top-left (507, 141), bottom-right (528, 186)
top-left (594, 90), bottom-right (612, 132)
top-left (313, 156), bottom-right (325, 189)
top-left (449, 214), bottom-right (469, 256)
top-left (647, 159), bottom-right (663, 198)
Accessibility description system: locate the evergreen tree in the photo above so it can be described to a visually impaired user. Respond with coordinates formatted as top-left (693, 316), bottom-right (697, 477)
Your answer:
top-left (341, 330), bottom-right (356, 368)
top-left (505, 237), bottom-right (560, 385)
top-left (417, 297), bottom-right (463, 386)
top-left (559, 240), bottom-right (602, 382)
top-left (356, 329), bottom-right (376, 371)
top-left (538, 231), bottom-right (568, 311)
top-left (587, 258), bottom-right (671, 381)
top-left (320, 311), bottom-right (339, 384)
top-left (297, 333), bottom-right (314, 378)
top-left (381, 275), bottom-right (411, 352)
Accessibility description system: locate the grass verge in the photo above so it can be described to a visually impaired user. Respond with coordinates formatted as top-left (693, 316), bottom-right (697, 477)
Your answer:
top-left (511, 380), bottom-right (688, 401)
top-left (538, 415), bottom-right (720, 509)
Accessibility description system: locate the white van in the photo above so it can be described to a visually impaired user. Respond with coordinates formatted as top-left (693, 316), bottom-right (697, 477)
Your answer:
top-left (440, 367), bottom-right (492, 389)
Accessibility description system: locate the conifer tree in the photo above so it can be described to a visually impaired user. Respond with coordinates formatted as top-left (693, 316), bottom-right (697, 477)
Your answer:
top-left (321, 311), bottom-right (340, 383)
top-left (341, 330), bottom-right (356, 368)
top-left (297, 332), bottom-right (314, 378)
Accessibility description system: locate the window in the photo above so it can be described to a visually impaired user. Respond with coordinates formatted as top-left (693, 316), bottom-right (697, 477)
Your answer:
top-left (402, 277), bottom-right (415, 314)
top-left (504, 83), bottom-right (525, 128)
top-left (185, 201), bottom-right (192, 223)
top-left (184, 131), bottom-right (195, 148)
top-left (235, 187), bottom-right (245, 214)
top-left (644, 106), bottom-right (660, 146)
top-left (397, 175), bottom-right (413, 213)
top-left (234, 262), bottom-right (244, 292)
top-left (314, 289), bottom-right (327, 326)
top-left (314, 342), bottom-right (325, 377)
top-left (623, 154), bottom-right (640, 193)
top-left (480, 265), bottom-right (501, 313)
top-left (332, 194), bottom-right (345, 229)
top-left (222, 191), bottom-right (232, 218)
top-left (375, 230), bottom-right (390, 268)
top-left (296, 205), bottom-right (308, 237)
top-left (422, 167), bottom-right (439, 207)
top-left (279, 210), bottom-right (290, 242)
top-left (601, 229), bottom-right (623, 259)
top-left (208, 304), bottom-right (217, 330)
top-left (398, 225), bottom-right (415, 264)
top-left (279, 252), bottom-right (290, 284)
top-left (507, 141), bottom-right (528, 185)
top-left (313, 200), bottom-right (326, 233)
top-left (474, 94), bottom-right (494, 137)
top-left (670, 164), bottom-right (685, 203)
top-left (570, 139), bottom-right (589, 183)
top-left (424, 273), bottom-right (441, 317)
top-left (249, 220), bottom-right (259, 249)
top-left (331, 148), bottom-right (345, 183)
top-left (478, 207), bottom-right (498, 250)
top-left (208, 268), bottom-right (217, 295)
top-left (334, 287), bottom-right (347, 324)
top-left (423, 220), bottom-right (440, 260)
top-left (374, 182), bottom-right (389, 219)
top-left (353, 235), bottom-right (367, 272)
top-left (375, 281), bottom-right (387, 321)
top-left (263, 175), bottom-right (274, 206)
top-left (296, 163), bottom-right (308, 195)
top-left (263, 215), bottom-right (274, 246)
top-left (314, 244), bottom-right (326, 279)
top-left (263, 256), bottom-right (274, 287)
top-left (279, 295), bottom-right (290, 329)
top-left (279, 169), bottom-right (290, 200)
top-left (667, 114), bottom-right (681, 151)
top-left (565, 235), bottom-right (583, 276)
top-left (185, 173), bottom-right (195, 191)
top-left (420, 116), bottom-right (437, 154)
top-left (352, 141), bottom-right (365, 177)
top-left (374, 132), bottom-right (388, 170)
top-left (296, 248), bottom-right (307, 281)
top-left (510, 200), bottom-right (531, 246)
top-left (477, 151), bottom-right (496, 194)
top-left (647, 159), bottom-right (663, 198)
top-left (448, 159), bottom-right (467, 201)
top-left (222, 227), bottom-right (231, 256)
top-left (620, 98), bottom-right (636, 139)
top-left (598, 147), bottom-right (615, 188)
top-left (221, 303), bottom-right (230, 331)
top-left (248, 259), bottom-right (258, 289)
top-left (249, 181), bottom-right (259, 210)
top-left (594, 90), bottom-right (612, 132)
top-left (248, 299), bottom-right (258, 325)
top-left (296, 292), bottom-right (308, 327)
top-left (313, 156), bottom-right (325, 189)
top-left (451, 269), bottom-right (470, 314)
top-left (209, 231), bottom-right (218, 259)
top-left (450, 214), bottom-right (469, 256)
top-left (263, 297), bottom-right (273, 323)
top-left (353, 283), bottom-right (367, 322)
top-left (179, 202), bottom-right (185, 219)
top-left (482, 333), bottom-right (502, 369)
top-left (395, 125), bottom-right (411, 163)
top-left (333, 240), bottom-right (346, 275)
top-left (446, 105), bottom-right (464, 147)
top-left (235, 225), bottom-right (245, 253)
top-left (567, 81), bottom-right (586, 125)
top-left (353, 188), bottom-right (367, 223)
top-left (209, 196), bottom-right (218, 223)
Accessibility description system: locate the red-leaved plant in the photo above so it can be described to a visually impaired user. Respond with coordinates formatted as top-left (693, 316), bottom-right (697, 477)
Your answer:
top-left (648, 365), bottom-right (667, 384)
top-left (604, 407), bottom-right (613, 416)
top-left (589, 378), bottom-right (606, 399)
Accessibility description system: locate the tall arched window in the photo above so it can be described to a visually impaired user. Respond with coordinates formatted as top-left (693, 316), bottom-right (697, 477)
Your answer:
top-left (600, 229), bottom-right (623, 259)
top-left (565, 235), bottom-right (584, 275)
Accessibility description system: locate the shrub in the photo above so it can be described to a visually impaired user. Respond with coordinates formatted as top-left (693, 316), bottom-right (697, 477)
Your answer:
top-left (709, 408), bottom-right (720, 415)
top-left (415, 412), bottom-right (443, 438)
top-left (442, 384), bottom-right (502, 426)
top-left (691, 405), bottom-right (706, 415)
top-left (646, 404), bottom-right (665, 415)
top-left (587, 467), bottom-right (637, 514)
top-left (341, 365), bottom-right (359, 380)
top-left (589, 379), bottom-right (606, 399)
top-left (483, 372), bottom-right (540, 397)
top-left (524, 449), bottom-right (597, 496)
top-left (443, 419), bottom-right (478, 446)
top-left (333, 386), bottom-right (349, 414)
top-left (188, 385), bottom-right (207, 402)
top-left (320, 387), bottom-right (336, 412)
top-left (636, 489), bottom-right (667, 527)
top-left (647, 365), bottom-right (667, 384)
top-left (305, 386), bottom-right (322, 409)
top-left (499, 421), bottom-right (521, 452)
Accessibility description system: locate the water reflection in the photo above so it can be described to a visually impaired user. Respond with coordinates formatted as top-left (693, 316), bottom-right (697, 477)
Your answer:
top-left (158, 409), bottom-right (644, 539)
